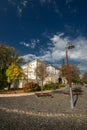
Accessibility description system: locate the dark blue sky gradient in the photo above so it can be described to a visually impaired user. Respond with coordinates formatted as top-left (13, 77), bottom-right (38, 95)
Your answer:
top-left (0, 0), bottom-right (87, 46)
top-left (0, 0), bottom-right (87, 74)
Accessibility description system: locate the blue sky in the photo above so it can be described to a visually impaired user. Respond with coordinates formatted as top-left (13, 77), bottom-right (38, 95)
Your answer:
top-left (0, 0), bottom-right (87, 75)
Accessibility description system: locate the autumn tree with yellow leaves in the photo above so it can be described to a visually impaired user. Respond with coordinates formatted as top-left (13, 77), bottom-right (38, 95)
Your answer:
top-left (6, 63), bottom-right (25, 89)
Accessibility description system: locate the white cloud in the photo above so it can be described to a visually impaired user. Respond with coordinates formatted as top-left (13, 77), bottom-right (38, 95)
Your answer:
top-left (66, 0), bottom-right (73, 4)
top-left (8, 0), bottom-right (28, 17)
top-left (31, 39), bottom-right (39, 49)
top-left (65, 0), bottom-right (77, 15)
top-left (47, 34), bottom-right (87, 62)
top-left (20, 42), bottom-right (30, 47)
top-left (19, 39), bottom-right (39, 49)
top-left (17, 6), bottom-right (22, 16)
top-left (21, 54), bottom-right (37, 62)
top-left (21, 33), bottom-right (69, 63)
top-left (39, 51), bottom-right (52, 61)
top-left (22, 0), bottom-right (28, 7)
top-left (71, 36), bottom-right (87, 61)
top-left (41, 34), bottom-right (87, 74)
top-left (40, 0), bottom-right (51, 4)
top-left (50, 33), bottom-right (67, 50)
top-left (51, 34), bottom-right (87, 74)
top-left (40, 0), bottom-right (62, 15)
top-left (78, 64), bottom-right (87, 76)
top-left (8, 0), bottom-right (16, 5)
top-left (21, 33), bottom-right (87, 74)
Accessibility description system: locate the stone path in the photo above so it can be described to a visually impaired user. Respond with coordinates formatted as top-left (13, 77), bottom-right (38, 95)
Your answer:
top-left (0, 86), bottom-right (87, 130)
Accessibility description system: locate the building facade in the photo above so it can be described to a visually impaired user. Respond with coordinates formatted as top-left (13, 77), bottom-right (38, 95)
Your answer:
top-left (19, 59), bottom-right (60, 88)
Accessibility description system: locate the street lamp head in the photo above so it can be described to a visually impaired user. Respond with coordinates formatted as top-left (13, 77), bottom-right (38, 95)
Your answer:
top-left (66, 42), bottom-right (75, 49)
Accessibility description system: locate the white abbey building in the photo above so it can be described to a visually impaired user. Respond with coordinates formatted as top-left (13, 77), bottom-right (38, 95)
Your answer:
top-left (19, 59), bottom-right (61, 88)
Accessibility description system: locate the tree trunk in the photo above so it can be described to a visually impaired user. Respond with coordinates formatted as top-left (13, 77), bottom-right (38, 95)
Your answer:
top-left (8, 82), bottom-right (11, 90)
top-left (41, 80), bottom-right (43, 93)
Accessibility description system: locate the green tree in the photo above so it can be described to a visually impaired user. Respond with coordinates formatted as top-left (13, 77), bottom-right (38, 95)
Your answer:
top-left (59, 64), bottom-right (67, 78)
top-left (70, 64), bottom-right (80, 83)
top-left (0, 44), bottom-right (23, 67)
top-left (0, 43), bottom-right (24, 89)
top-left (59, 64), bottom-right (80, 83)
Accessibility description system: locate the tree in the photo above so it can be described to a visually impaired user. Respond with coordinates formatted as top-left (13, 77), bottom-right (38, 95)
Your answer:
top-left (0, 68), bottom-right (7, 89)
top-left (0, 43), bottom-right (24, 89)
top-left (35, 63), bottom-right (48, 92)
top-left (59, 64), bottom-right (80, 83)
top-left (0, 44), bottom-right (23, 68)
top-left (82, 72), bottom-right (87, 84)
top-left (59, 64), bottom-right (67, 78)
top-left (6, 63), bottom-right (25, 89)
top-left (70, 64), bottom-right (80, 81)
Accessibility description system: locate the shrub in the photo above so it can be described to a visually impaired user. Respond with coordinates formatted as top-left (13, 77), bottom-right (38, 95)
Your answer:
top-left (23, 82), bottom-right (41, 92)
top-left (72, 79), bottom-right (84, 85)
top-left (58, 84), bottom-right (65, 88)
top-left (43, 83), bottom-right (58, 91)
top-left (72, 87), bottom-right (83, 93)
top-left (58, 84), bottom-right (65, 89)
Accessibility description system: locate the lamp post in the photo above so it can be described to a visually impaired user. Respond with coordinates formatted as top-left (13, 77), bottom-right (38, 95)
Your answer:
top-left (66, 42), bottom-right (75, 109)
top-left (27, 63), bottom-right (29, 82)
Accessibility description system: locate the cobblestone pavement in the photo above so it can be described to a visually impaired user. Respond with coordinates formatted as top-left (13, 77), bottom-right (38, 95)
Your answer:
top-left (0, 109), bottom-right (87, 130)
top-left (0, 87), bottom-right (87, 130)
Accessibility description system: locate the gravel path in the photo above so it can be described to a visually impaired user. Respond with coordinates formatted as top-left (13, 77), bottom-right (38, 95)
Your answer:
top-left (0, 86), bottom-right (87, 130)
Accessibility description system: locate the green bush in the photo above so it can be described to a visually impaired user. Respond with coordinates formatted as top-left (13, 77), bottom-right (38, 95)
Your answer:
top-left (72, 79), bottom-right (84, 85)
top-left (58, 84), bottom-right (65, 89)
top-left (43, 83), bottom-right (58, 91)
top-left (23, 82), bottom-right (41, 92)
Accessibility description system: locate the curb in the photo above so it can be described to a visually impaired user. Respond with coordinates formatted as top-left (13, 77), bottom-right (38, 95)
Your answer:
top-left (0, 92), bottom-right (35, 97)
top-left (0, 88), bottom-right (67, 97)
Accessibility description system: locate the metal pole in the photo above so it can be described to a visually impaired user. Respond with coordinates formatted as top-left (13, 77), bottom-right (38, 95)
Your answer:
top-left (66, 49), bottom-right (74, 109)
top-left (27, 63), bottom-right (29, 82)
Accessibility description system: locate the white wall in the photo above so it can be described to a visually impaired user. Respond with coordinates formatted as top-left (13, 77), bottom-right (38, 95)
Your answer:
top-left (19, 59), bottom-right (61, 87)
